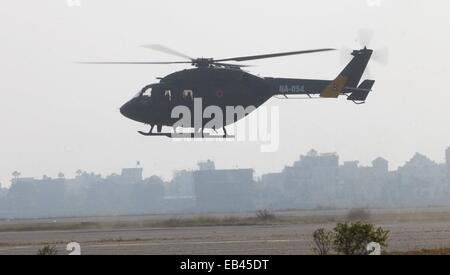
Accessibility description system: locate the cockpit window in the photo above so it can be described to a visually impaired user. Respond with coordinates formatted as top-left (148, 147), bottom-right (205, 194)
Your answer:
top-left (142, 87), bottom-right (152, 97)
top-left (183, 89), bottom-right (194, 100)
top-left (164, 89), bottom-right (172, 100)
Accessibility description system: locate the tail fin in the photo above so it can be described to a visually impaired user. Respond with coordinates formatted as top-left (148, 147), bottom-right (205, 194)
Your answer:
top-left (320, 47), bottom-right (373, 98)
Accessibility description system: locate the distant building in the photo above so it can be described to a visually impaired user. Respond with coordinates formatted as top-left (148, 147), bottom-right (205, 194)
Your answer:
top-left (259, 172), bottom-right (288, 209)
top-left (372, 157), bottom-right (389, 174)
top-left (341, 161), bottom-right (359, 171)
top-left (397, 153), bottom-right (446, 206)
top-left (0, 183), bottom-right (8, 217)
top-left (193, 168), bottom-right (255, 212)
top-left (292, 150), bottom-right (339, 169)
top-left (168, 170), bottom-right (195, 198)
top-left (11, 177), bottom-right (35, 185)
top-left (0, 183), bottom-right (6, 197)
top-left (283, 150), bottom-right (339, 208)
top-left (120, 168), bottom-right (143, 183)
top-left (197, 160), bottom-right (215, 171)
top-left (446, 148), bottom-right (450, 180)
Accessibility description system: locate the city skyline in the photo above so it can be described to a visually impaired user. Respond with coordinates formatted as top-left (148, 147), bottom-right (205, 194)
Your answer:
top-left (2, 147), bottom-right (450, 219)
top-left (2, 146), bottom-right (450, 188)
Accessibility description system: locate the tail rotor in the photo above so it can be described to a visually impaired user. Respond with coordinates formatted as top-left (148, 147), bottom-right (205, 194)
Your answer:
top-left (340, 29), bottom-right (389, 78)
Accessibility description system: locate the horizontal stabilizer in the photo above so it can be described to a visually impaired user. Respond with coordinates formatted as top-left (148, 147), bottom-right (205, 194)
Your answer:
top-left (347, 80), bottom-right (375, 102)
top-left (347, 90), bottom-right (370, 101)
top-left (358, 80), bottom-right (375, 90)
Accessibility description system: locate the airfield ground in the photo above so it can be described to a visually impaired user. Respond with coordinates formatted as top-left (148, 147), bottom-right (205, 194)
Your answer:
top-left (1, 207), bottom-right (450, 255)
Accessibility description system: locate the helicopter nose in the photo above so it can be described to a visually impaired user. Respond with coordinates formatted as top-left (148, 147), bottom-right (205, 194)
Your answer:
top-left (120, 100), bottom-right (135, 120)
top-left (120, 97), bottom-right (150, 123)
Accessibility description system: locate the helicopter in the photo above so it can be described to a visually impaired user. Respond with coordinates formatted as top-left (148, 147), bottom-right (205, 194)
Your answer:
top-left (80, 45), bottom-right (375, 137)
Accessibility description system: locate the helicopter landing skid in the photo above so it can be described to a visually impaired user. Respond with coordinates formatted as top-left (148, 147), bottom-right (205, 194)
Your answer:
top-left (137, 131), bottom-right (172, 137)
top-left (137, 126), bottom-right (234, 139)
top-left (138, 132), bottom-right (236, 139)
top-left (199, 133), bottom-right (235, 139)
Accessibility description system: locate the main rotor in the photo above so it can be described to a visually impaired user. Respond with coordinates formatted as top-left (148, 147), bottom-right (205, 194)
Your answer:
top-left (79, 44), bottom-right (336, 69)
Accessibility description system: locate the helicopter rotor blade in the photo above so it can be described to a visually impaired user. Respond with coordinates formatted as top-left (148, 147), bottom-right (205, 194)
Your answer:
top-left (76, 61), bottom-right (192, 65)
top-left (213, 62), bottom-right (252, 68)
top-left (141, 44), bottom-right (194, 61)
top-left (78, 46), bottom-right (336, 67)
top-left (214, 48), bottom-right (336, 62)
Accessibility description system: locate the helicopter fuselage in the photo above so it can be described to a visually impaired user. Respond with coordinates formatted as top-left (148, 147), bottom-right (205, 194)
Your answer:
top-left (120, 67), bottom-right (273, 129)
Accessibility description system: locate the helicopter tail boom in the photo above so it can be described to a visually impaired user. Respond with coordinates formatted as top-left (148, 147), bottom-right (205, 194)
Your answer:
top-left (266, 47), bottom-right (374, 102)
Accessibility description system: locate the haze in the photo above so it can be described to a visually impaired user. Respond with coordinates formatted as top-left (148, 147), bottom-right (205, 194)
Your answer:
top-left (1, 0), bottom-right (449, 186)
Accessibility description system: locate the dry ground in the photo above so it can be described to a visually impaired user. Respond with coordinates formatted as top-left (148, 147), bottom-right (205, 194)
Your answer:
top-left (1, 207), bottom-right (450, 255)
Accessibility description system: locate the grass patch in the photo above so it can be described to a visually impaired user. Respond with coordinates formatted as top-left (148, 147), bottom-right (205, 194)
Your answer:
top-left (0, 221), bottom-right (101, 232)
top-left (256, 209), bottom-right (276, 221)
top-left (0, 209), bottom-right (391, 233)
top-left (0, 214), bottom-right (283, 233)
top-left (346, 208), bottom-right (371, 222)
top-left (37, 245), bottom-right (58, 255)
top-left (389, 248), bottom-right (450, 255)
top-left (158, 215), bottom-right (278, 228)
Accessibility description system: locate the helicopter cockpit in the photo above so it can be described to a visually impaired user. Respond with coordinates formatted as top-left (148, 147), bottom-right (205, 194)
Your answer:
top-left (134, 84), bottom-right (156, 98)
top-left (134, 84), bottom-right (194, 102)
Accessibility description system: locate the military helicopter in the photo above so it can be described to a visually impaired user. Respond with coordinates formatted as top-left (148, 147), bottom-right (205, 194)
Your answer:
top-left (80, 45), bottom-right (374, 137)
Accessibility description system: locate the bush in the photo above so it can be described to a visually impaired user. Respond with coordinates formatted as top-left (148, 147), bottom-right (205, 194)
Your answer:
top-left (333, 222), bottom-right (389, 255)
top-left (312, 228), bottom-right (334, 255)
top-left (346, 208), bottom-right (371, 222)
top-left (37, 245), bottom-right (58, 255)
top-left (256, 209), bottom-right (276, 221)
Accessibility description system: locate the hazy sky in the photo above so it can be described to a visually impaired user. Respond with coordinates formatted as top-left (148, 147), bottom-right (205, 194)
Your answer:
top-left (1, 0), bottom-right (449, 186)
